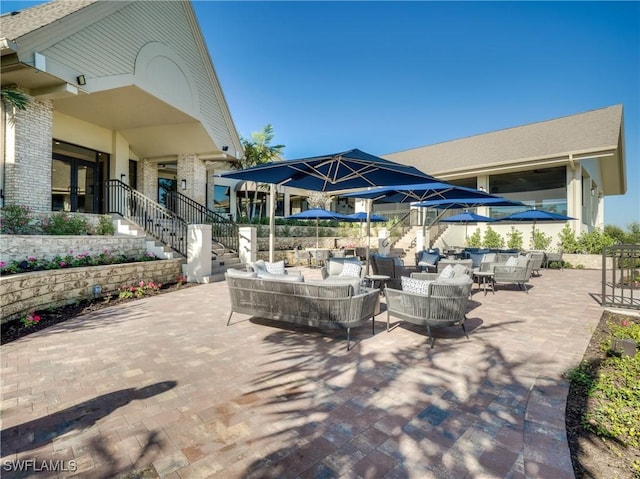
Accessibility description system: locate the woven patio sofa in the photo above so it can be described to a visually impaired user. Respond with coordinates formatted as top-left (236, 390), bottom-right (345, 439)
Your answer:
top-left (225, 269), bottom-right (380, 350)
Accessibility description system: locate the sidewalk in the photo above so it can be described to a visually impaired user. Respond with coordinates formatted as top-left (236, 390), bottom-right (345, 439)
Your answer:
top-left (0, 268), bottom-right (604, 478)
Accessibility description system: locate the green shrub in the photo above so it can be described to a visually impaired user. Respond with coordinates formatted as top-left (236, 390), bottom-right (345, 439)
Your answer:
top-left (482, 226), bottom-right (504, 249)
top-left (0, 204), bottom-right (35, 234)
top-left (95, 215), bottom-right (115, 235)
top-left (558, 222), bottom-right (578, 253)
top-left (531, 229), bottom-right (552, 250)
top-left (467, 228), bottom-right (482, 247)
top-left (576, 228), bottom-right (616, 254)
top-left (40, 211), bottom-right (90, 235)
top-left (506, 226), bottom-right (523, 251)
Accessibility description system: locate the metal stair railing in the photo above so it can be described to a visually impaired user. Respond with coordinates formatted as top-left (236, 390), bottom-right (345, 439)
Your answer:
top-left (105, 180), bottom-right (187, 257)
top-left (166, 191), bottom-right (239, 254)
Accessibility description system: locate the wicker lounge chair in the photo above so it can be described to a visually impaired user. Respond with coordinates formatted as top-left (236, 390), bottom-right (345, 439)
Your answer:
top-left (385, 281), bottom-right (472, 348)
top-left (492, 255), bottom-right (534, 293)
top-left (371, 255), bottom-right (419, 290)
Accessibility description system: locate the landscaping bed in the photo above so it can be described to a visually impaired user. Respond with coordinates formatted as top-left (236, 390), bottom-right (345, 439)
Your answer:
top-left (566, 310), bottom-right (640, 479)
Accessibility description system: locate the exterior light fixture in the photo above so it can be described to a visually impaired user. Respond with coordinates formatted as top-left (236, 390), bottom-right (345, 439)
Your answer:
top-left (181, 179), bottom-right (187, 190)
top-left (76, 75), bottom-right (86, 86)
top-left (591, 187), bottom-right (596, 196)
top-left (120, 173), bottom-right (126, 181)
top-left (222, 146), bottom-right (229, 152)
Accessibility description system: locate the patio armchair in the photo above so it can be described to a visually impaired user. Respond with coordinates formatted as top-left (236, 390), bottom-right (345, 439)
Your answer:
top-left (295, 249), bottom-right (311, 268)
top-left (246, 259), bottom-right (303, 281)
top-left (492, 255), bottom-right (534, 293)
top-left (385, 281), bottom-right (472, 348)
top-left (311, 249), bottom-right (331, 268)
top-left (371, 255), bottom-right (419, 290)
top-left (528, 251), bottom-right (545, 276)
top-left (415, 250), bottom-right (440, 273)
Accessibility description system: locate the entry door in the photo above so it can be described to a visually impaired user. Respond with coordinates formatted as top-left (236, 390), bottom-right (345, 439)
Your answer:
top-left (52, 156), bottom-right (100, 213)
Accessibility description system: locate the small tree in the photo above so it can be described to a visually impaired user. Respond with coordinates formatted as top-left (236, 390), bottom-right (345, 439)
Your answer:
top-left (558, 222), bottom-right (578, 253)
top-left (531, 229), bottom-right (552, 250)
top-left (625, 222), bottom-right (640, 245)
top-left (306, 191), bottom-right (333, 209)
top-left (467, 228), bottom-right (482, 247)
top-left (482, 226), bottom-right (504, 249)
top-left (506, 226), bottom-right (523, 251)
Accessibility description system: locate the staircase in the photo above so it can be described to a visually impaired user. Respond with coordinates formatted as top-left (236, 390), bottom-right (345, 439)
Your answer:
top-left (391, 226), bottom-right (423, 266)
top-left (106, 180), bottom-right (243, 282)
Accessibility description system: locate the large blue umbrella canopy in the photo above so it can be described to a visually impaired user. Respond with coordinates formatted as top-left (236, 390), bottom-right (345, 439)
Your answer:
top-left (218, 148), bottom-right (435, 261)
top-left (218, 148), bottom-right (436, 191)
top-left (498, 209), bottom-right (575, 222)
top-left (440, 212), bottom-right (495, 223)
top-left (347, 212), bottom-right (388, 222)
top-left (440, 211), bottom-right (495, 243)
top-left (498, 209), bottom-right (576, 245)
top-left (286, 208), bottom-right (353, 248)
top-left (341, 182), bottom-right (499, 203)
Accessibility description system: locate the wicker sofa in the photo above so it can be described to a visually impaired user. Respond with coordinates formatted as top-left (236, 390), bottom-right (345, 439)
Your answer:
top-left (225, 269), bottom-right (380, 350)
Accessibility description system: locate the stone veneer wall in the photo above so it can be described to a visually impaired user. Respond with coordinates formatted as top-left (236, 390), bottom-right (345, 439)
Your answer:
top-left (0, 258), bottom-right (183, 323)
top-left (3, 96), bottom-right (53, 211)
top-left (0, 235), bottom-right (147, 263)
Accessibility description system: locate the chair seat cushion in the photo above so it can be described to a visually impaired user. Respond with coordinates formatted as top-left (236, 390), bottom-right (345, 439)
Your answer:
top-left (339, 261), bottom-right (362, 278)
top-left (438, 264), bottom-right (456, 280)
top-left (505, 256), bottom-right (519, 266)
top-left (265, 260), bottom-right (286, 275)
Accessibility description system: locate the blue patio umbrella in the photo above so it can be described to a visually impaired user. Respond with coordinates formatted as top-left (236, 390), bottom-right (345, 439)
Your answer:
top-left (347, 212), bottom-right (388, 244)
top-left (440, 211), bottom-right (496, 242)
top-left (498, 209), bottom-right (575, 246)
top-left (286, 208), bottom-right (353, 248)
top-left (218, 148), bottom-right (435, 261)
top-left (341, 182), bottom-right (498, 204)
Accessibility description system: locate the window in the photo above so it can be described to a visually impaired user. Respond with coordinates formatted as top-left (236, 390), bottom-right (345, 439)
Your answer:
top-left (213, 185), bottom-right (230, 214)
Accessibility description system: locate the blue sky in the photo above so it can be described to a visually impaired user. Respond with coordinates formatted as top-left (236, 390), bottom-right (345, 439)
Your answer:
top-left (2, 1), bottom-right (638, 227)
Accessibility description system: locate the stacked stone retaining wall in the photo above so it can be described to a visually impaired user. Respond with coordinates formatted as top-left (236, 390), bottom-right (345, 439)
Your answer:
top-left (0, 259), bottom-right (183, 323)
top-left (1, 235), bottom-right (147, 263)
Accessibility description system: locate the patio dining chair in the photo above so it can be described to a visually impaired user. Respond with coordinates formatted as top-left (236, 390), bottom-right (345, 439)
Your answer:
top-left (295, 249), bottom-right (311, 268)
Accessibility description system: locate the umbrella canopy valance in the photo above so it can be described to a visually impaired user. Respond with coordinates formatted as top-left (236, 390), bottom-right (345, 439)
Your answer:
top-left (415, 197), bottom-right (526, 209)
top-left (498, 209), bottom-right (575, 222)
top-left (218, 148), bottom-right (436, 191)
top-left (347, 212), bottom-right (388, 222)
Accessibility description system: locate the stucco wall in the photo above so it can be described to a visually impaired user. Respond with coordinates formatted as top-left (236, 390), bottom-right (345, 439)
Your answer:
top-left (0, 258), bottom-right (183, 323)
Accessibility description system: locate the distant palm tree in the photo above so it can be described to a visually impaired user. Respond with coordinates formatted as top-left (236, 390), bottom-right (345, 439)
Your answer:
top-left (238, 124), bottom-right (285, 219)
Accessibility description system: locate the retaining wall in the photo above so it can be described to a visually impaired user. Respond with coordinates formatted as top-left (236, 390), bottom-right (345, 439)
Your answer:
top-left (0, 259), bottom-right (183, 323)
top-left (0, 235), bottom-right (147, 263)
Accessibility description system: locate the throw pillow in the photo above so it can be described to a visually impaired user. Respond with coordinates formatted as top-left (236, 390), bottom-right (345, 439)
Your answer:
top-left (438, 264), bottom-right (455, 280)
top-left (401, 276), bottom-right (431, 295)
top-left (419, 252), bottom-right (439, 266)
top-left (339, 262), bottom-right (362, 278)
top-left (505, 256), bottom-right (519, 267)
top-left (265, 260), bottom-right (286, 275)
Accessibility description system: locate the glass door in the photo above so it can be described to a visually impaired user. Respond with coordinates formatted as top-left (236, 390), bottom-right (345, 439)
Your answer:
top-left (52, 155), bottom-right (100, 213)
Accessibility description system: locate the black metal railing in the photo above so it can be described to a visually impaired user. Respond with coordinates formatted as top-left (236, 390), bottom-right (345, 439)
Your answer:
top-left (166, 191), bottom-right (239, 254)
top-left (602, 244), bottom-right (640, 310)
top-left (105, 180), bottom-right (187, 257)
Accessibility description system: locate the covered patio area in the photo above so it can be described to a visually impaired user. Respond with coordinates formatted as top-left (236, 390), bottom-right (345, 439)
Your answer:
top-left (0, 268), bottom-right (604, 478)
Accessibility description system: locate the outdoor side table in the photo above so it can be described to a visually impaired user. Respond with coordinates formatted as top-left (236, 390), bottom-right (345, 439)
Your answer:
top-left (474, 271), bottom-right (495, 296)
top-left (365, 274), bottom-right (391, 296)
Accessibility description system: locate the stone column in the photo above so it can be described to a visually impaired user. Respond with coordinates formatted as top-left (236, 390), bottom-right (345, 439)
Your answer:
top-left (239, 226), bottom-right (257, 264)
top-left (185, 224), bottom-right (212, 283)
top-left (3, 96), bottom-right (52, 211)
top-left (177, 154), bottom-right (206, 205)
top-left (138, 159), bottom-right (158, 202)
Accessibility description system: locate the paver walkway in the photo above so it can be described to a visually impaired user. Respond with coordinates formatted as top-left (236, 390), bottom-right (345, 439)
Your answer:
top-left (1, 268), bottom-right (605, 478)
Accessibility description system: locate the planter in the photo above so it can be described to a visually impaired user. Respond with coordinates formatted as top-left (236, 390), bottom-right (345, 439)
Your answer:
top-left (0, 259), bottom-right (183, 324)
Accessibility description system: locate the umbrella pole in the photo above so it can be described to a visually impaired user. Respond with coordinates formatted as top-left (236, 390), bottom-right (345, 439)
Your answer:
top-left (366, 199), bottom-right (372, 274)
top-left (316, 218), bottom-right (319, 249)
top-left (269, 183), bottom-right (276, 263)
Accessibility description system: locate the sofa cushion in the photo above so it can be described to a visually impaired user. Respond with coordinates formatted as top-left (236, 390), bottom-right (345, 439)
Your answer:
top-left (418, 251), bottom-right (440, 267)
top-left (438, 264), bottom-right (456, 280)
top-left (438, 275), bottom-right (474, 286)
top-left (401, 276), bottom-right (431, 295)
top-left (265, 260), bottom-right (286, 275)
top-left (452, 263), bottom-right (469, 278)
top-left (517, 255), bottom-right (530, 268)
top-left (260, 271), bottom-right (304, 282)
top-left (505, 256), bottom-right (518, 267)
top-left (226, 268), bottom-right (257, 279)
top-left (328, 257), bottom-right (361, 276)
top-left (305, 280), bottom-right (357, 296)
top-left (339, 262), bottom-right (362, 278)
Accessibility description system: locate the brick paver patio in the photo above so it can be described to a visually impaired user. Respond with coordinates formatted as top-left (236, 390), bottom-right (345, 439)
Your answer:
top-left (1, 267), bottom-right (605, 478)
